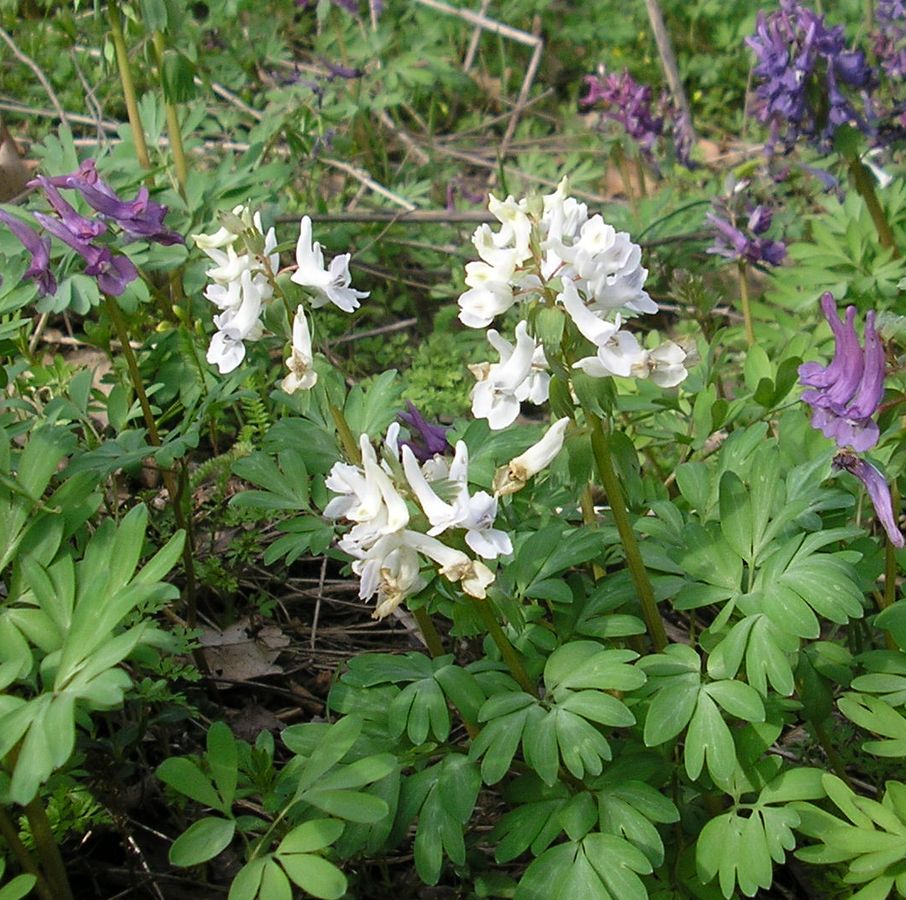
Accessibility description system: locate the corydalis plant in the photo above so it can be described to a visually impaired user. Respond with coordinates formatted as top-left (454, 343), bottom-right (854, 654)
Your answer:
top-left (458, 179), bottom-right (689, 429)
top-left (799, 292), bottom-right (904, 547)
top-left (322, 419), bottom-right (569, 618)
top-left (747, 0), bottom-right (874, 153)
top-left (0, 159), bottom-right (181, 299)
top-left (194, 209), bottom-right (368, 378)
top-left (707, 195), bottom-right (786, 268)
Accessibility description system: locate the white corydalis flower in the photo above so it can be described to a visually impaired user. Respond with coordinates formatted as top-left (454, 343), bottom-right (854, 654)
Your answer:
top-left (401, 442), bottom-right (513, 559)
top-left (206, 269), bottom-right (267, 374)
top-left (348, 534), bottom-right (426, 620)
top-left (494, 417), bottom-right (570, 496)
top-left (470, 320), bottom-right (545, 430)
top-left (291, 215), bottom-right (369, 313)
top-left (282, 305), bottom-right (318, 394)
top-left (402, 531), bottom-right (495, 599)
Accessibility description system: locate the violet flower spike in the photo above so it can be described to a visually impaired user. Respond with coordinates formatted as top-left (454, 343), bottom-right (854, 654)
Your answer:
top-left (46, 159), bottom-right (182, 246)
top-left (799, 293), bottom-right (885, 452)
top-left (34, 211), bottom-right (138, 296)
top-left (835, 453), bottom-right (904, 548)
top-left (398, 402), bottom-right (450, 462)
top-left (30, 176), bottom-right (106, 241)
top-left (0, 208), bottom-right (57, 297)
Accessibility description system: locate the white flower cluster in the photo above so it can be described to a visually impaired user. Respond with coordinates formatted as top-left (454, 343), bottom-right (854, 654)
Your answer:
top-left (195, 205), bottom-right (278, 374)
top-left (458, 179), bottom-right (689, 429)
top-left (195, 211), bottom-right (369, 387)
top-left (324, 418), bottom-right (568, 619)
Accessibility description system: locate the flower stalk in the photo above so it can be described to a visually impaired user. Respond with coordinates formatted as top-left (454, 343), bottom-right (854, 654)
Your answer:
top-left (151, 30), bottom-right (188, 198)
top-left (412, 606), bottom-right (445, 658)
top-left (587, 410), bottom-right (668, 651)
top-left (107, 0), bottom-right (151, 172)
top-left (0, 804), bottom-right (49, 900)
top-left (847, 155), bottom-right (899, 256)
top-left (737, 260), bottom-right (755, 347)
top-left (24, 797), bottom-right (73, 900)
top-left (471, 597), bottom-right (536, 696)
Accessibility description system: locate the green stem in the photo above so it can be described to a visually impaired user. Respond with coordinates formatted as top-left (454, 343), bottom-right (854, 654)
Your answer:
top-left (104, 295), bottom-right (199, 627)
top-left (736, 260), bottom-right (755, 348)
top-left (0, 805), bottom-right (51, 900)
top-left (329, 403), bottom-right (362, 465)
top-left (412, 606), bottom-right (445, 658)
top-left (587, 412), bottom-right (668, 652)
top-left (151, 31), bottom-right (188, 199)
top-left (580, 484), bottom-right (606, 583)
top-left (472, 597), bottom-right (536, 696)
top-left (848, 156), bottom-right (899, 255)
top-left (108, 0), bottom-right (151, 171)
top-left (880, 483), bottom-right (900, 650)
top-left (24, 797), bottom-right (73, 900)
top-left (811, 717), bottom-right (852, 789)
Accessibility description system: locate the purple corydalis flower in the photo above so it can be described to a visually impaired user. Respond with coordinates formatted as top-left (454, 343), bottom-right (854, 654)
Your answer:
top-left (581, 68), bottom-right (665, 155)
top-left (706, 200), bottom-right (786, 267)
top-left (47, 160), bottom-right (183, 246)
top-left (0, 208), bottom-right (56, 296)
top-left (34, 211), bottom-right (138, 296)
top-left (29, 176), bottom-right (106, 242)
top-left (835, 452), bottom-right (904, 547)
top-left (399, 402), bottom-right (450, 462)
top-left (747, 0), bottom-right (875, 152)
top-left (799, 293), bottom-right (885, 452)
top-left (874, 0), bottom-right (906, 79)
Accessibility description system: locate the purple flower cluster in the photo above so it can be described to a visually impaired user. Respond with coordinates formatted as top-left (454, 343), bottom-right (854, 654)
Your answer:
top-left (398, 402), bottom-right (450, 462)
top-left (874, 0), bottom-right (906, 80)
top-left (581, 68), bottom-right (666, 157)
top-left (798, 293), bottom-right (903, 548)
top-left (0, 159), bottom-right (182, 298)
top-left (706, 199), bottom-right (786, 267)
top-left (799, 293), bottom-right (884, 452)
top-left (747, 0), bottom-right (874, 152)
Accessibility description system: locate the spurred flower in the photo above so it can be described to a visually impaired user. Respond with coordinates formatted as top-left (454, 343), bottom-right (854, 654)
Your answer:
top-left (34, 211), bottom-right (137, 296)
top-left (292, 215), bottom-right (369, 312)
top-left (398, 402), bottom-right (449, 461)
top-left (45, 160), bottom-right (182, 246)
top-left (799, 293), bottom-right (885, 452)
top-left (0, 208), bottom-right (56, 296)
top-left (835, 453), bottom-right (904, 548)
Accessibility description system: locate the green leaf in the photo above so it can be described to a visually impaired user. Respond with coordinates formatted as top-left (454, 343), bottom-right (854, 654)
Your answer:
top-left (522, 709), bottom-right (559, 786)
top-left (0, 874), bottom-right (37, 900)
top-left (644, 680), bottom-right (700, 745)
top-left (207, 722), bottom-right (238, 808)
top-left (559, 690), bottom-right (635, 727)
top-left (157, 757), bottom-right (224, 811)
top-left (719, 471), bottom-right (752, 561)
top-left (228, 859), bottom-right (267, 900)
top-left (559, 792), bottom-right (597, 842)
top-left (259, 859), bottom-right (292, 900)
top-left (704, 680), bottom-right (765, 723)
top-left (169, 817), bottom-right (235, 867)
top-left (684, 692), bottom-right (736, 784)
top-left (303, 789), bottom-right (389, 823)
top-left (277, 819), bottom-right (345, 855)
top-left (278, 853), bottom-right (347, 900)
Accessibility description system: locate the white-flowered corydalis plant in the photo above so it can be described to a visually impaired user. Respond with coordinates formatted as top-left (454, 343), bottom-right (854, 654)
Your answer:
top-left (322, 419), bottom-right (565, 619)
top-left (459, 179), bottom-right (690, 428)
top-left (196, 208), bottom-right (368, 387)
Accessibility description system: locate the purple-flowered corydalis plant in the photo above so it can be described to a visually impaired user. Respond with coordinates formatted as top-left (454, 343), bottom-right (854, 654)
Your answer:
top-left (874, 0), bottom-right (906, 80)
top-left (707, 197), bottom-right (786, 267)
top-left (747, 0), bottom-right (874, 152)
top-left (799, 292), bottom-right (884, 452)
top-left (398, 402), bottom-right (450, 462)
top-left (581, 67), bottom-right (666, 158)
top-left (0, 208), bottom-right (57, 297)
top-left (799, 292), bottom-right (904, 548)
top-left (0, 158), bottom-right (182, 298)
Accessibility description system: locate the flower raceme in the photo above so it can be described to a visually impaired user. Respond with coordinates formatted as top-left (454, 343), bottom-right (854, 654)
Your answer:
top-left (798, 293), bottom-right (904, 548)
top-left (194, 209), bottom-right (368, 380)
top-left (459, 180), bottom-right (689, 429)
top-left (0, 158), bottom-right (181, 299)
top-left (323, 420), bottom-right (567, 618)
